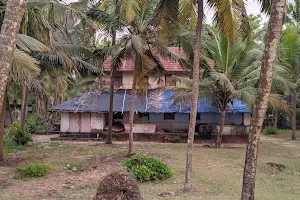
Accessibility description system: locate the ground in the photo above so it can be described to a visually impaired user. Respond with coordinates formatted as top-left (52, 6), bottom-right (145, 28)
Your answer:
top-left (1, 130), bottom-right (300, 200)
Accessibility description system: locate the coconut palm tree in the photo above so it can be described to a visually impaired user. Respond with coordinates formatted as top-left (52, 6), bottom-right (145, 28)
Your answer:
top-left (172, 27), bottom-right (291, 148)
top-left (241, 1), bottom-right (286, 199)
top-left (278, 23), bottom-right (300, 140)
top-left (0, 0), bottom-right (26, 122)
top-left (87, 0), bottom-right (125, 144)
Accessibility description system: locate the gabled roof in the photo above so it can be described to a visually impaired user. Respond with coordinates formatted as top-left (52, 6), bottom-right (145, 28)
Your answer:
top-left (103, 47), bottom-right (214, 72)
top-left (52, 89), bottom-right (250, 113)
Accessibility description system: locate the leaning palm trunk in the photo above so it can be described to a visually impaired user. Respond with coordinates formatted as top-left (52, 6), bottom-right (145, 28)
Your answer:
top-left (291, 89), bottom-right (297, 140)
top-left (128, 65), bottom-right (139, 154)
top-left (0, 93), bottom-right (6, 161)
top-left (241, 1), bottom-right (286, 199)
top-left (21, 84), bottom-right (28, 128)
top-left (216, 109), bottom-right (226, 148)
top-left (184, 0), bottom-right (204, 192)
top-left (106, 29), bottom-right (117, 145)
top-left (0, 0), bottom-right (27, 114)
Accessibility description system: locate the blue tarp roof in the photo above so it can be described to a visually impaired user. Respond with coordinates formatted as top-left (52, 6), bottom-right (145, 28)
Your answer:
top-left (52, 89), bottom-right (250, 113)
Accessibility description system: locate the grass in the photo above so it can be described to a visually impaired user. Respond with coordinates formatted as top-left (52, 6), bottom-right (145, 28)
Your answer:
top-left (1, 130), bottom-right (300, 200)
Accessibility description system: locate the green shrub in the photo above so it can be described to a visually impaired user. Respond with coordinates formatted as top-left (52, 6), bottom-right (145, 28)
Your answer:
top-left (7, 122), bottom-right (32, 145)
top-left (15, 162), bottom-right (49, 179)
top-left (263, 126), bottom-right (278, 135)
top-left (27, 114), bottom-right (37, 134)
top-left (123, 153), bottom-right (172, 183)
top-left (35, 114), bottom-right (55, 135)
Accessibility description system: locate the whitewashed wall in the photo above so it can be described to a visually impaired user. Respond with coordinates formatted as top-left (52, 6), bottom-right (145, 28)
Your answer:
top-left (91, 113), bottom-right (106, 131)
top-left (60, 112), bottom-right (69, 132)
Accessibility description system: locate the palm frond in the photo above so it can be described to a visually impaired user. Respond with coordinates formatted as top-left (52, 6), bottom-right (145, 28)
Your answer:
top-left (17, 34), bottom-right (51, 53)
top-left (207, 0), bottom-right (250, 40)
top-left (150, 0), bottom-right (180, 45)
top-left (118, 0), bottom-right (147, 23)
top-left (11, 49), bottom-right (40, 83)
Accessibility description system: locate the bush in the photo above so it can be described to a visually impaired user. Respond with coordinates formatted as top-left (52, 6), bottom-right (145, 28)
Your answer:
top-left (123, 153), bottom-right (172, 183)
top-left (27, 114), bottom-right (37, 134)
top-left (35, 114), bottom-right (55, 134)
top-left (263, 126), bottom-right (278, 135)
top-left (7, 122), bottom-right (32, 145)
top-left (15, 162), bottom-right (49, 179)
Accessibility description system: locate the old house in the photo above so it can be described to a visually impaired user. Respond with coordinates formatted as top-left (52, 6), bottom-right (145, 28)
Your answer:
top-left (52, 47), bottom-right (251, 137)
top-left (52, 90), bottom-right (250, 135)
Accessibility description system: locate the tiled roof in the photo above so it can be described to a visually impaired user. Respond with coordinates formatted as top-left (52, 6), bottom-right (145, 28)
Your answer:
top-left (103, 47), bottom-right (214, 72)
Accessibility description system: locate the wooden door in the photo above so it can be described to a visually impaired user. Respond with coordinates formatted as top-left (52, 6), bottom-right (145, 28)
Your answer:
top-left (80, 113), bottom-right (91, 133)
top-left (69, 113), bottom-right (80, 132)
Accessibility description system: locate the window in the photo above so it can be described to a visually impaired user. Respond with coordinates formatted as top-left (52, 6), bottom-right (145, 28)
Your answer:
top-left (114, 112), bottom-right (123, 120)
top-left (165, 74), bottom-right (176, 86)
top-left (196, 113), bottom-right (201, 120)
top-left (164, 113), bottom-right (175, 120)
top-left (138, 113), bottom-right (149, 119)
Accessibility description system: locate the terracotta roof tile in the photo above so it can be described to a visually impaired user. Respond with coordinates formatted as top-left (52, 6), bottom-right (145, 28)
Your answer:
top-left (103, 47), bottom-right (214, 72)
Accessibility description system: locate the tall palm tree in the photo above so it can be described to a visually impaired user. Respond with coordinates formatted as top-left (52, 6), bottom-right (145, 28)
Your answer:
top-left (279, 24), bottom-right (300, 140)
top-left (0, 0), bottom-right (27, 162)
top-left (173, 27), bottom-right (291, 148)
top-left (241, 0), bottom-right (286, 199)
top-left (0, 0), bottom-right (26, 120)
top-left (87, 0), bottom-right (124, 144)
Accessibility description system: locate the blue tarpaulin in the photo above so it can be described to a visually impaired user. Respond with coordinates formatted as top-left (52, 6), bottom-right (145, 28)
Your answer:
top-left (52, 89), bottom-right (250, 113)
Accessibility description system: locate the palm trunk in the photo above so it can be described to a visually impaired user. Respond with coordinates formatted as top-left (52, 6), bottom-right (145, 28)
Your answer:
top-left (21, 85), bottom-right (28, 128)
top-left (0, 93), bottom-right (6, 161)
top-left (291, 89), bottom-right (297, 140)
top-left (13, 99), bottom-right (17, 121)
top-left (184, 0), bottom-right (204, 192)
top-left (106, 29), bottom-right (116, 145)
top-left (0, 0), bottom-right (27, 114)
top-left (128, 65), bottom-right (139, 155)
top-left (6, 96), bottom-right (13, 124)
top-left (54, 69), bottom-right (59, 106)
top-left (216, 109), bottom-right (226, 148)
top-left (241, 1), bottom-right (286, 199)
top-left (273, 108), bottom-right (278, 129)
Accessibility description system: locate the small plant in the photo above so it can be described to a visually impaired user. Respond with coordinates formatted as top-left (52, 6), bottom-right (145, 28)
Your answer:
top-left (7, 122), bottom-right (32, 145)
top-left (123, 153), bottom-right (172, 183)
top-left (15, 162), bottom-right (49, 179)
top-left (263, 126), bottom-right (278, 135)
top-left (27, 114), bottom-right (37, 134)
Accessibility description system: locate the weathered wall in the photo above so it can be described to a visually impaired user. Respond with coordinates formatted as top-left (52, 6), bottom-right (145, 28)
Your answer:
top-left (60, 112), bottom-right (69, 132)
top-left (215, 125), bottom-right (250, 136)
top-left (200, 113), bottom-right (243, 125)
top-left (124, 123), bottom-right (156, 133)
top-left (121, 72), bottom-right (190, 89)
top-left (91, 113), bottom-right (106, 131)
top-left (243, 113), bottom-right (251, 125)
top-left (122, 72), bottom-right (133, 89)
top-left (149, 113), bottom-right (189, 132)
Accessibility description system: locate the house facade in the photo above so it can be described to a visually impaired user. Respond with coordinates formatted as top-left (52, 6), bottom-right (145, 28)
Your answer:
top-left (53, 47), bottom-right (251, 137)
